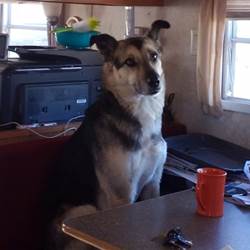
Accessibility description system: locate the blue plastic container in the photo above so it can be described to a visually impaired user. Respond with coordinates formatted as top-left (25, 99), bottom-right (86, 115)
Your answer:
top-left (56, 31), bottom-right (99, 49)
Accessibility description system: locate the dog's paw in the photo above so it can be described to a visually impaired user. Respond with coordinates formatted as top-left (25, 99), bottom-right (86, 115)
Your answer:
top-left (63, 205), bottom-right (97, 220)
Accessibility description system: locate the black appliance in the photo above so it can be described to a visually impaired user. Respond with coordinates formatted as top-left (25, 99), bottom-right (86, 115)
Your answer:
top-left (0, 47), bottom-right (103, 125)
top-left (167, 133), bottom-right (250, 172)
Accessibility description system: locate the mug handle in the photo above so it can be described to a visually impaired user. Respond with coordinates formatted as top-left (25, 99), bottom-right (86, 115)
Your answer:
top-left (196, 183), bottom-right (206, 212)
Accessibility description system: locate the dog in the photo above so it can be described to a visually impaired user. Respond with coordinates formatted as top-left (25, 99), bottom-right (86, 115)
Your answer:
top-left (45, 19), bottom-right (170, 250)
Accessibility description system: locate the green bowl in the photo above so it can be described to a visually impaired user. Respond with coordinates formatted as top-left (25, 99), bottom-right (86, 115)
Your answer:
top-left (56, 31), bottom-right (99, 49)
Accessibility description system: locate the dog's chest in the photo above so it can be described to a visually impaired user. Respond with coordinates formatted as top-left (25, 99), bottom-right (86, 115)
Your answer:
top-left (98, 129), bottom-right (166, 198)
top-left (130, 132), bottom-right (166, 182)
top-left (123, 97), bottom-right (166, 197)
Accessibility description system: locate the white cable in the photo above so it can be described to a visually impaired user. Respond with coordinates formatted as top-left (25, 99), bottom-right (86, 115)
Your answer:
top-left (0, 122), bottom-right (19, 128)
top-left (20, 126), bottom-right (77, 139)
top-left (0, 121), bottom-right (77, 139)
top-left (64, 115), bottom-right (84, 130)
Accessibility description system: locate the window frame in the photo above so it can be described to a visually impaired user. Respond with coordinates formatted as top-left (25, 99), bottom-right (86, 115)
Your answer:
top-left (222, 18), bottom-right (250, 114)
top-left (1, 2), bottom-right (48, 46)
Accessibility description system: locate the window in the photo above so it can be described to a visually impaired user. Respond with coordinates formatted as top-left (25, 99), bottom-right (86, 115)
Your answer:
top-left (223, 20), bottom-right (250, 100)
top-left (222, 2), bottom-right (250, 114)
top-left (1, 2), bottom-right (48, 46)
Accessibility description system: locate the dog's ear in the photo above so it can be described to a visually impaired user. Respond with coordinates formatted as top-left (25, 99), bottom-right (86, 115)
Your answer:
top-left (147, 20), bottom-right (170, 41)
top-left (90, 34), bottom-right (118, 61)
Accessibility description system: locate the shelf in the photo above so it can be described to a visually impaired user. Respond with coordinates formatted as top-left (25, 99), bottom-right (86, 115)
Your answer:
top-left (24, 0), bottom-right (164, 6)
top-left (0, 122), bottom-right (80, 146)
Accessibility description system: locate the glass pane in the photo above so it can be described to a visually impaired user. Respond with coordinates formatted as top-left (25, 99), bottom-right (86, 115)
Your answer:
top-left (9, 29), bottom-right (48, 46)
top-left (235, 20), bottom-right (250, 39)
top-left (233, 43), bottom-right (250, 99)
top-left (10, 3), bottom-right (47, 28)
top-left (2, 4), bottom-right (8, 28)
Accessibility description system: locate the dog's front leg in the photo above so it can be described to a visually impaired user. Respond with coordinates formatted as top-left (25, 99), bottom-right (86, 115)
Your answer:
top-left (97, 190), bottom-right (134, 210)
top-left (140, 181), bottom-right (160, 200)
top-left (140, 137), bottom-right (167, 201)
top-left (96, 188), bottom-right (136, 210)
top-left (96, 171), bottom-right (137, 210)
top-left (139, 163), bottom-right (164, 201)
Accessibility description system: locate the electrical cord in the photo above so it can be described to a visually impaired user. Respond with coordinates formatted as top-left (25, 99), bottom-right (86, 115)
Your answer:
top-left (0, 117), bottom-right (81, 139)
top-left (64, 114), bottom-right (84, 131)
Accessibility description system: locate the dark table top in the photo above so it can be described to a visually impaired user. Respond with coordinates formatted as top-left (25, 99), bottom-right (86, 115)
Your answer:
top-left (62, 190), bottom-right (250, 250)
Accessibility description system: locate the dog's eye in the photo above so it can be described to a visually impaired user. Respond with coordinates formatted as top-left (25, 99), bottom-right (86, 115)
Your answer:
top-left (124, 58), bottom-right (137, 67)
top-left (150, 52), bottom-right (158, 62)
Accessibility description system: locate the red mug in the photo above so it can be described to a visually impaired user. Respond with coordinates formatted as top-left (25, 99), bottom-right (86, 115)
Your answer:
top-left (196, 167), bottom-right (227, 217)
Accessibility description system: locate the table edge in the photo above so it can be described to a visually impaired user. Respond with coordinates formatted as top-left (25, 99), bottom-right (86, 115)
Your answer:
top-left (62, 223), bottom-right (121, 250)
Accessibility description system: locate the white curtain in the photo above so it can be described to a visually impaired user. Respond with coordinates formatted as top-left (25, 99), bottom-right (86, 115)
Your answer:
top-left (196, 0), bottom-right (227, 117)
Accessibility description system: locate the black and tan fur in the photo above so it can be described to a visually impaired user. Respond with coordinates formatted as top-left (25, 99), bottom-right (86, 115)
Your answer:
top-left (46, 20), bottom-right (170, 250)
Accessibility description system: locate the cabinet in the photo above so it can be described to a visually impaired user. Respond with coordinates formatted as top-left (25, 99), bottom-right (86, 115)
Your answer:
top-left (24, 0), bottom-right (164, 5)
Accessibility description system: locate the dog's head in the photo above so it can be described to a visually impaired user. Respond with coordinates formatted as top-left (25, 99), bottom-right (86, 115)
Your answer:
top-left (90, 20), bottom-right (170, 98)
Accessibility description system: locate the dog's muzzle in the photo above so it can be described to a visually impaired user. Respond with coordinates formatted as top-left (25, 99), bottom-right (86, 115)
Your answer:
top-left (147, 73), bottom-right (160, 95)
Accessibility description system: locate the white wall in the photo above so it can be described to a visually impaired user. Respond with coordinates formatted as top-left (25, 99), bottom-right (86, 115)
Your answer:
top-left (64, 0), bottom-right (250, 149)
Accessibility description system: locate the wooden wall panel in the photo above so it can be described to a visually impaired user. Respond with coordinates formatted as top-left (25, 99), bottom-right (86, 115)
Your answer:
top-left (24, 0), bottom-right (164, 6)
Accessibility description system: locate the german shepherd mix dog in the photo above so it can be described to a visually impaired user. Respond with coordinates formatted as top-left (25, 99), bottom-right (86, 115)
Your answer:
top-left (46, 20), bottom-right (170, 249)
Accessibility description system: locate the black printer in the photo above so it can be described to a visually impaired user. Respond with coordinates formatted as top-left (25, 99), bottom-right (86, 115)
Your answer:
top-left (0, 47), bottom-right (103, 125)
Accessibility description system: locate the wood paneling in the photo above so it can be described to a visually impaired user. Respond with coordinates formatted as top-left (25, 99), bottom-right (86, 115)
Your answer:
top-left (24, 0), bottom-right (164, 6)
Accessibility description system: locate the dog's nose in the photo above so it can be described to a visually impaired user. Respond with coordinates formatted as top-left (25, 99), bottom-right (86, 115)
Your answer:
top-left (147, 74), bottom-right (160, 89)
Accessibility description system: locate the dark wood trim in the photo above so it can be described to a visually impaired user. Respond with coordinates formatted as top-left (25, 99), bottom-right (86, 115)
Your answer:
top-left (227, 11), bottom-right (250, 18)
top-left (0, 122), bottom-right (80, 145)
top-left (24, 0), bottom-right (164, 6)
